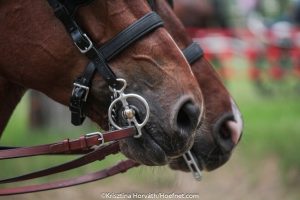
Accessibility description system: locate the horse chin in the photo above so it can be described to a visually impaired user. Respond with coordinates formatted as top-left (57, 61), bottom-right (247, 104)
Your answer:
top-left (119, 121), bottom-right (195, 166)
top-left (201, 152), bottom-right (232, 171)
top-left (168, 124), bottom-right (234, 172)
top-left (119, 127), bottom-right (169, 166)
top-left (169, 154), bottom-right (204, 172)
top-left (168, 139), bottom-right (233, 172)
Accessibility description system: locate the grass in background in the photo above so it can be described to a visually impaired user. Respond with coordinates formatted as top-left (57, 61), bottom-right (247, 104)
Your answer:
top-left (224, 56), bottom-right (300, 176)
top-left (228, 77), bottom-right (300, 186)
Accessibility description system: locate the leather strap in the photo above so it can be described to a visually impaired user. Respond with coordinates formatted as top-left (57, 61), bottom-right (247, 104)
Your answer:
top-left (47, 0), bottom-right (117, 125)
top-left (48, 0), bottom-right (92, 52)
top-left (99, 12), bottom-right (164, 61)
top-left (182, 42), bottom-right (204, 64)
top-left (167, 0), bottom-right (174, 9)
top-left (58, 0), bottom-right (95, 16)
top-left (0, 142), bottom-right (120, 184)
top-left (0, 127), bottom-right (138, 195)
top-left (0, 159), bottom-right (140, 196)
top-left (0, 127), bottom-right (135, 159)
top-left (147, 0), bottom-right (174, 10)
top-left (84, 11), bottom-right (164, 89)
top-left (69, 62), bottom-right (96, 125)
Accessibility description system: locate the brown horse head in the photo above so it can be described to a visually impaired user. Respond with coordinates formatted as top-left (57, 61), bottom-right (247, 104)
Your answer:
top-left (0, 0), bottom-right (203, 165)
top-left (153, 0), bottom-right (243, 171)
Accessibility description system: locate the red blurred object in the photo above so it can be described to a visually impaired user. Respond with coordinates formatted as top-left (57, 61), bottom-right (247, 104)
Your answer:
top-left (186, 28), bottom-right (300, 80)
top-left (186, 28), bottom-right (300, 58)
top-left (269, 66), bottom-right (284, 80)
top-left (248, 66), bottom-right (261, 80)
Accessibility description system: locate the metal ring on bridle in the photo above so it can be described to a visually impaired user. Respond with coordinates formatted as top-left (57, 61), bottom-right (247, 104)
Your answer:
top-left (109, 78), bottom-right (127, 94)
top-left (108, 79), bottom-right (150, 138)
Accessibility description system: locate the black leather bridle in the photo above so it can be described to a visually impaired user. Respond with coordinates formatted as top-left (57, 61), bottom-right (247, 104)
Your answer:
top-left (49, 0), bottom-right (204, 129)
top-left (47, 0), bottom-right (164, 130)
top-left (50, 0), bottom-right (204, 136)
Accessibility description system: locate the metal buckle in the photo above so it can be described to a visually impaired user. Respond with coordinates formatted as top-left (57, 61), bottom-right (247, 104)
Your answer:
top-left (85, 132), bottom-right (104, 146)
top-left (183, 150), bottom-right (202, 181)
top-left (74, 33), bottom-right (93, 54)
top-left (72, 83), bottom-right (90, 102)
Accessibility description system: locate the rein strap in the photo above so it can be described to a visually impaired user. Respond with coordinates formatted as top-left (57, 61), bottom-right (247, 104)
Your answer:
top-left (0, 127), bottom-right (135, 159)
top-left (0, 159), bottom-right (139, 196)
top-left (0, 127), bottom-right (138, 195)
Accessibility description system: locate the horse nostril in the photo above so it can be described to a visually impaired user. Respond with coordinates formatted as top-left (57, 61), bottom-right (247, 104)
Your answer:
top-left (176, 101), bottom-right (200, 134)
top-left (214, 114), bottom-right (242, 152)
top-left (226, 121), bottom-right (241, 145)
top-left (219, 121), bottom-right (231, 140)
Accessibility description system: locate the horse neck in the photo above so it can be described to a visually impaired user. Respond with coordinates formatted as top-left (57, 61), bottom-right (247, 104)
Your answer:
top-left (0, 78), bottom-right (26, 135)
top-left (0, 0), bottom-right (88, 105)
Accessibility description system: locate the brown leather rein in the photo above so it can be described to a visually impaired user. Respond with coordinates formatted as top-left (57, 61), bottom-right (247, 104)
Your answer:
top-left (0, 127), bottom-right (140, 195)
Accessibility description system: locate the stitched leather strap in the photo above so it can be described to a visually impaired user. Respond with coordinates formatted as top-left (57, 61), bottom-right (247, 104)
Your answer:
top-left (58, 0), bottom-right (95, 16)
top-left (99, 12), bottom-right (164, 61)
top-left (69, 62), bottom-right (96, 125)
top-left (0, 127), bottom-right (135, 159)
top-left (0, 159), bottom-right (140, 196)
top-left (182, 42), bottom-right (204, 64)
top-left (147, 0), bottom-right (174, 11)
top-left (0, 142), bottom-right (120, 184)
top-left (0, 127), bottom-right (137, 195)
